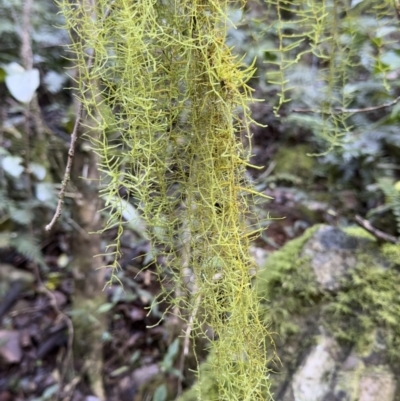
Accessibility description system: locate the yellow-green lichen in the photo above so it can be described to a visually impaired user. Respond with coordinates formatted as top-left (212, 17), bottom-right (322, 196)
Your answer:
top-left (59, 1), bottom-right (272, 400)
top-left (265, 0), bottom-right (397, 150)
top-left (178, 355), bottom-right (228, 401)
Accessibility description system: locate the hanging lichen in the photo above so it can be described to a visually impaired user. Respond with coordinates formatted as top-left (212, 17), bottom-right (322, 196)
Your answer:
top-left (264, 0), bottom-right (399, 149)
top-left (58, 0), bottom-right (272, 400)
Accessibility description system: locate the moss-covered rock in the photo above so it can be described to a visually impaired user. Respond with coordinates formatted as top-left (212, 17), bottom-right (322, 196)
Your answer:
top-left (262, 225), bottom-right (400, 401)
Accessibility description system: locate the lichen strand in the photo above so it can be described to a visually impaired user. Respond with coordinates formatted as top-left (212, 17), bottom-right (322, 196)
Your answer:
top-left (266, 0), bottom-right (397, 147)
top-left (59, 1), bottom-right (271, 400)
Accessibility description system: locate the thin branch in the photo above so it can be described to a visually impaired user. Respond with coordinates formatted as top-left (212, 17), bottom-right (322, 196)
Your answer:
top-left (45, 102), bottom-right (83, 231)
top-left (355, 215), bottom-right (399, 244)
top-left (293, 95), bottom-right (400, 115)
top-left (20, 0), bottom-right (33, 70)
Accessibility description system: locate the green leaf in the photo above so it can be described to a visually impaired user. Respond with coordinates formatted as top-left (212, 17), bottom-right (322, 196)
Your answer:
top-left (153, 384), bottom-right (167, 401)
top-left (97, 302), bottom-right (114, 314)
top-left (42, 384), bottom-right (59, 399)
top-left (111, 285), bottom-right (125, 304)
top-left (169, 367), bottom-right (184, 379)
top-left (0, 68), bottom-right (6, 83)
top-left (110, 365), bottom-right (129, 377)
top-left (390, 101), bottom-right (400, 119)
top-left (162, 338), bottom-right (180, 370)
top-left (11, 209), bottom-right (33, 225)
top-left (380, 51), bottom-right (400, 71)
top-left (130, 350), bottom-right (141, 364)
top-left (10, 234), bottom-right (48, 270)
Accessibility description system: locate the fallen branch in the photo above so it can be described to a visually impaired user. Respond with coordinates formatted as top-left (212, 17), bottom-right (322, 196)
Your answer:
top-left (293, 95), bottom-right (400, 115)
top-left (355, 215), bottom-right (399, 244)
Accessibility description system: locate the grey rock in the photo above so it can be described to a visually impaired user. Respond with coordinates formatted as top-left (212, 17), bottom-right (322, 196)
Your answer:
top-left (292, 334), bottom-right (338, 401)
top-left (301, 226), bottom-right (358, 291)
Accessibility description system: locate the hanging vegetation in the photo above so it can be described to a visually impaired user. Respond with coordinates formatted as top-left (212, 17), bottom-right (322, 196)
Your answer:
top-left (58, 0), bottom-right (272, 400)
top-left (265, 0), bottom-right (399, 149)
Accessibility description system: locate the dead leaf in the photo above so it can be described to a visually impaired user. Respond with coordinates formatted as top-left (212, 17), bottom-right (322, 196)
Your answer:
top-left (0, 330), bottom-right (22, 364)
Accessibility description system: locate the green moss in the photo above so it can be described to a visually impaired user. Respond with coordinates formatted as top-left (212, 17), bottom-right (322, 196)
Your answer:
top-left (318, 229), bottom-right (400, 361)
top-left (259, 224), bottom-right (400, 369)
top-left (257, 225), bottom-right (321, 339)
top-left (343, 226), bottom-right (376, 242)
top-left (381, 243), bottom-right (400, 265)
top-left (323, 253), bottom-right (400, 361)
top-left (258, 225), bottom-right (320, 289)
top-left (273, 145), bottom-right (316, 181)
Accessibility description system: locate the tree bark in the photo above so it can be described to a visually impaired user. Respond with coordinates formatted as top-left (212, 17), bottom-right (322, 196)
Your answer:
top-left (70, 134), bottom-right (106, 400)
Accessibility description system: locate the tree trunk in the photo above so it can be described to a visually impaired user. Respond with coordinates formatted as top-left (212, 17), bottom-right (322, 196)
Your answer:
top-left (70, 135), bottom-right (106, 400)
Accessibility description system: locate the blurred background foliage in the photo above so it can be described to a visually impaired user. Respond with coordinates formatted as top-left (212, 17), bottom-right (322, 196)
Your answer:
top-left (0, 0), bottom-right (400, 400)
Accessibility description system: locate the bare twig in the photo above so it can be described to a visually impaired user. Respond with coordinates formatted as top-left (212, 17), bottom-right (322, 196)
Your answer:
top-left (293, 95), bottom-right (400, 115)
top-left (20, 0), bottom-right (33, 70)
top-left (45, 102), bottom-right (83, 231)
top-left (355, 215), bottom-right (399, 244)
